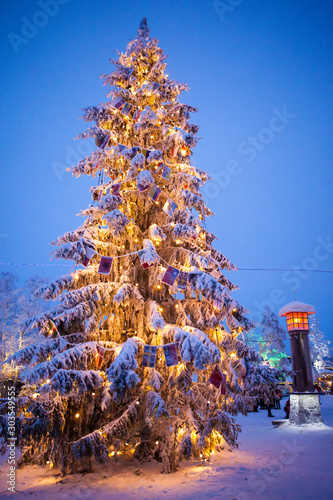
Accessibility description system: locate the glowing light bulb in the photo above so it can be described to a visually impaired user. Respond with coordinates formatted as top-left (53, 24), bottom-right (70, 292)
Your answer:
top-left (175, 304), bottom-right (179, 309)
top-left (92, 392), bottom-right (95, 396)
top-left (46, 379), bottom-right (50, 384)
top-left (155, 240), bottom-right (160, 245)
top-left (74, 274), bottom-right (79, 281)
top-left (175, 239), bottom-right (181, 245)
top-left (157, 284), bottom-right (161, 290)
top-left (158, 307), bottom-right (163, 312)
top-left (155, 441), bottom-right (159, 445)
top-left (75, 413), bottom-right (80, 418)
top-left (136, 401), bottom-right (140, 405)
top-left (135, 283), bottom-right (139, 287)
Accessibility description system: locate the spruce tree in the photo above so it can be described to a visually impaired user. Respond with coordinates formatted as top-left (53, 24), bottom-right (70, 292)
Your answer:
top-left (260, 305), bottom-right (289, 373)
top-left (0, 20), bottom-right (279, 474)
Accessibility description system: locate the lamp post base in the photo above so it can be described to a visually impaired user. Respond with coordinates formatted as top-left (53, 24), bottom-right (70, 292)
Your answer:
top-left (290, 393), bottom-right (322, 425)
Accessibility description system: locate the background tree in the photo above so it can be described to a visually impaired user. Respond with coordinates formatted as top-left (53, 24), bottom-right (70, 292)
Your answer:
top-left (260, 305), bottom-right (290, 374)
top-left (0, 20), bottom-right (279, 474)
top-left (0, 273), bottom-right (48, 364)
top-left (309, 315), bottom-right (331, 375)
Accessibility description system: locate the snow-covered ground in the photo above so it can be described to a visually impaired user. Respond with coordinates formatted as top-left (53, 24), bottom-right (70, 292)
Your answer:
top-left (1, 396), bottom-right (332, 500)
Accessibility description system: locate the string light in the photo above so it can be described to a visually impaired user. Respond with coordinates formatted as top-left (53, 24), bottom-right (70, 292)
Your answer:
top-left (75, 413), bottom-right (80, 418)
top-left (155, 440), bottom-right (159, 445)
top-left (175, 239), bottom-right (181, 245)
top-left (157, 284), bottom-right (161, 290)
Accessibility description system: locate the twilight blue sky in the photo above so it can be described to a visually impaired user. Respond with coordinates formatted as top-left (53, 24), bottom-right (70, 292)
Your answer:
top-left (1, 0), bottom-right (332, 343)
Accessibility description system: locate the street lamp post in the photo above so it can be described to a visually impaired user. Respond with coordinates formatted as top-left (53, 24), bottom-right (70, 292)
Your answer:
top-left (279, 301), bottom-right (322, 425)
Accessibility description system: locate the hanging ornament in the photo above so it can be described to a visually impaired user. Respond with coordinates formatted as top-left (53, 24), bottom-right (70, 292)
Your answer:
top-left (95, 135), bottom-right (110, 149)
top-left (96, 345), bottom-right (105, 369)
top-left (133, 108), bottom-right (141, 121)
top-left (163, 199), bottom-right (177, 216)
top-left (59, 336), bottom-right (68, 353)
top-left (213, 291), bottom-right (222, 310)
top-left (176, 271), bottom-right (188, 290)
top-left (208, 365), bottom-right (223, 389)
top-left (111, 97), bottom-right (126, 110)
top-left (107, 183), bottom-right (121, 196)
top-left (46, 319), bottom-right (59, 338)
top-left (98, 257), bottom-right (113, 275)
top-left (148, 184), bottom-right (161, 203)
top-left (162, 266), bottom-right (179, 286)
top-left (82, 245), bottom-right (96, 267)
top-left (161, 165), bottom-right (171, 180)
top-left (122, 102), bottom-right (133, 116)
top-left (142, 345), bottom-right (157, 368)
top-left (163, 343), bottom-right (179, 367)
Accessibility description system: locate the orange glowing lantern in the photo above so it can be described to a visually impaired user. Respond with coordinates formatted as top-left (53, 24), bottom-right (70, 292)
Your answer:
top-left (279, 301), bottom-right (315, 332)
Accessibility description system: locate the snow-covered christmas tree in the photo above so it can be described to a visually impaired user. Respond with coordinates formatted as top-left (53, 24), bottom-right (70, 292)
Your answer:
top-left (0, 20), bottom-right (280, 474)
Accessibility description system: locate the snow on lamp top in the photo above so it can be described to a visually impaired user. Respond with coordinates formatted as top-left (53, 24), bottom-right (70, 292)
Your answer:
top-left (279, 301), bottom-right (315, 332)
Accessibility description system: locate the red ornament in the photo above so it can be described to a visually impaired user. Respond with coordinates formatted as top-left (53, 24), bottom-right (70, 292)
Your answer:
top-left (208, 365), bottom-right (223, 388)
